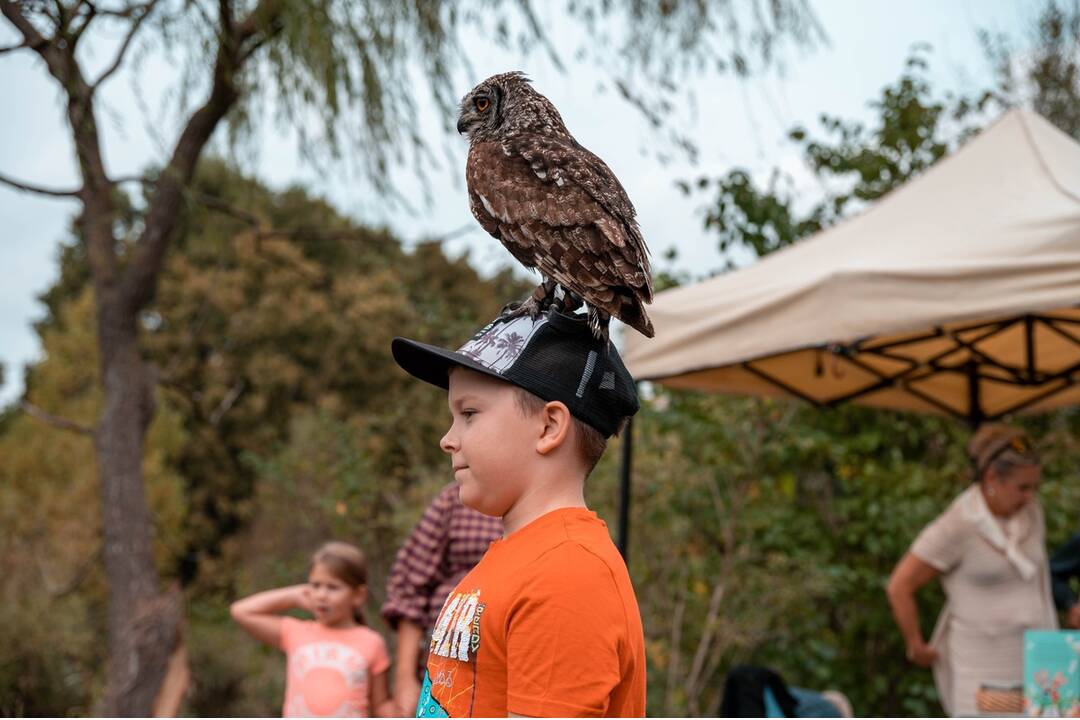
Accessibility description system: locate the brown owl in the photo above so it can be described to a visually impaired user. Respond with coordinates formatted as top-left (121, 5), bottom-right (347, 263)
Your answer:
top-left (456, 71), bottom-right (654, 339)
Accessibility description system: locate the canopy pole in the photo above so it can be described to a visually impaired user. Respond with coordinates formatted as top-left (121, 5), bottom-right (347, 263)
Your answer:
top-left (617, 416), bottom-right (633, 561)
top-left (967, 360), bottom-right (984, 429)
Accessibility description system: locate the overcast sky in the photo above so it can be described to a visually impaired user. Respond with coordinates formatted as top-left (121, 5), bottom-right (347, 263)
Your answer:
top-left (0, 0), bottom-right (1031, 406)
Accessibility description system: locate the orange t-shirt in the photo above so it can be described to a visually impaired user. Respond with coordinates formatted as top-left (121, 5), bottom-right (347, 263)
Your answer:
top-left (280, 617), bottom-right (390, 717)
top-left (416, 507), bottom-right (646, 718)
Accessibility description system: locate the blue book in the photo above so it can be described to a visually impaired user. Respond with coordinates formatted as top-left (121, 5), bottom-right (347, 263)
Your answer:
top-left (1024, 630), bottom-right (1080, 717)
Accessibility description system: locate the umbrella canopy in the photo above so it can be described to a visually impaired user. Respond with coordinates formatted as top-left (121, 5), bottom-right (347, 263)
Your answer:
top-left (623, 109), bottom-right (1080, 424)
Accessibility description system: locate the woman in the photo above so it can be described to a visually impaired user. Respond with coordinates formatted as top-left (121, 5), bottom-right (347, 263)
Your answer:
top-left (887, 424), bottom-right (1058, 716)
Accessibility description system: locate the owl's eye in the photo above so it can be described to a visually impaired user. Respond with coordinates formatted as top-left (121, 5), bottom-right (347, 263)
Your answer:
top-left (475, 97), bottom-right (491, 112)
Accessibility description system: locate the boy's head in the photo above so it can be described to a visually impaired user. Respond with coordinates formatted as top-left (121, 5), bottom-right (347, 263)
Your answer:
top-left (392, 309), bottom-right (639, 516)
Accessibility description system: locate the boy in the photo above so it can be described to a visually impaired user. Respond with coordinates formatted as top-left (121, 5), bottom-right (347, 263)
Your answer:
top-left (391, 308), bottom-right (646, 717)
top-left (382, 482), bottom-right (503, 712)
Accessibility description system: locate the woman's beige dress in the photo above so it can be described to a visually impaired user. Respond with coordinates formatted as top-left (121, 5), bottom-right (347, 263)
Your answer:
top-left (911, 485), bottom-right (1057, 717)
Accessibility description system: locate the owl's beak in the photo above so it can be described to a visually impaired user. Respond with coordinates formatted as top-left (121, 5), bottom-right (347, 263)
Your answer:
top-left (456, 114), bottom-right (471, 134)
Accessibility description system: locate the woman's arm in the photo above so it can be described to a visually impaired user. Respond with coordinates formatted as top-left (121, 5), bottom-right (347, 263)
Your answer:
top-left (886, 552), bottom-right (941, 667)
top-left (370, 669), bottom-right (401, 717)
top-left (229, 584), bottom-right (309, 648)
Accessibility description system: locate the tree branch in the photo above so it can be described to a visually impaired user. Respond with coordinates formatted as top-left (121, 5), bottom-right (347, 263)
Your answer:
top-left (119, 0), bottom-right (281, 312)
top-left (37, 545), bottom-right (102, 598)
top-left (257, 227), bottom-right (373, 242)
top-left (20, 400), bottom-right (95, 436)
top-left (217, 0), bottom-right (232, 38)
top-left (0, 0), bottom-right (59, 62)
top-left (237, 31), bottom-right (269, 65)
top-left (208, 379), bottom-right (245, 426)
top-left (3, 0), bottom-right (121, 314)
top-left (0, 39), bottom-right (28, 53)
top-left (111, 173), bottom-right (153, 185)
top-left (684, 580), bottom-right (726, 714)
top-left (89, 0), bottom-right (158, 93)
top-left (69, 0), bottom-right (98, 49)
top-left (0, 170), bottom-right (81, 197)
top-left (192, 191), bottom-right (263, 227)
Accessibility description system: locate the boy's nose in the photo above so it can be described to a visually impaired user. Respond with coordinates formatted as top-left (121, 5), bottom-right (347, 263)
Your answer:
top-left (439, 429), bottom-right (457, 454)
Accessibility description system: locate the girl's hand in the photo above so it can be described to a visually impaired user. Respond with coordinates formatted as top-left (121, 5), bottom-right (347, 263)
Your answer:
top-left (906, 641), bottom-right (938, 668)
top-left (231, 584), bottom-right (311, 648)
top-left (296, 584), bottom-right (314, 613)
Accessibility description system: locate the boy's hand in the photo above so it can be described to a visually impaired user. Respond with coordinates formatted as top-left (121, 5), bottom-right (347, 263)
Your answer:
top-left (1067, 604), bottom-right (1080, 629)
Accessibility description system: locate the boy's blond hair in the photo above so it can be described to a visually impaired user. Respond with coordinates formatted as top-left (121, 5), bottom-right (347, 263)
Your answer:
top-left (512, 387), bottom-right (612, 475)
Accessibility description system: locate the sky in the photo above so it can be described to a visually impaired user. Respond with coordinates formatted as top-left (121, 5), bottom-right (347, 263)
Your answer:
top-left (0, 0), bottom-right (1032, 407)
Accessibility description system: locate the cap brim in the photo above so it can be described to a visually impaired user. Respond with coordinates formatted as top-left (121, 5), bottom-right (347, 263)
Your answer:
top-left (391, 337), bottom-right (504, 390)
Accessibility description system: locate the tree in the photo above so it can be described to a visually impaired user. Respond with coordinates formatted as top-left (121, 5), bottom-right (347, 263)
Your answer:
top-left (977, 0), bottom-right (1080, 139)
top-left (0, 0), bottom-right (821, 712)
top-left (643, 10), bottom-right (1080, 712)
top-left (3, 161), bottom-right (531, 714)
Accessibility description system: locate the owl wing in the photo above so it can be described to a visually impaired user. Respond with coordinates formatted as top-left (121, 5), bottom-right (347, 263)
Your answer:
top-left (466, 138), bottom-right (653, 315)
top-left (508, 134), bottom-right (653, 302)
top-left (468, 187), bottom-right (502, 241)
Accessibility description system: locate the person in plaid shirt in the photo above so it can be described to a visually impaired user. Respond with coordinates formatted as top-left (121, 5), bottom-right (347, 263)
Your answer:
top-left (382, 482), bottom-right (502, 713)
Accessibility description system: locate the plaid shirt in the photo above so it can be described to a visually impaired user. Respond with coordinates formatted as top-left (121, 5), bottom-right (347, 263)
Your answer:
top-left (382, 482), bottom-right (503, 632)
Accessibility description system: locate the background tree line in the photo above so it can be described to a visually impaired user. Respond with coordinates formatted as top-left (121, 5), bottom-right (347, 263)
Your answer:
top-left (0, 0), bottom-right (820, 712)
top-left (1, 1), bottom-right (1078, 716)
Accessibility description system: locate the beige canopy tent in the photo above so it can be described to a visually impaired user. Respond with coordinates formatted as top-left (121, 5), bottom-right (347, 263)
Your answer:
top-left (624, 109), bottom-right (1080, 423)
top-left (613, 109), bottom-right (1080, 557)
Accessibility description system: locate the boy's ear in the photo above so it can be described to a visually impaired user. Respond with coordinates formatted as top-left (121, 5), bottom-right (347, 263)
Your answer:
top-left (536, 400), bottom-right (572, 455)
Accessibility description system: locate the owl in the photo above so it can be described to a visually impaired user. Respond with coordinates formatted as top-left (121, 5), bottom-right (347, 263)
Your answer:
top-left (456, 71), bottom-right (654, 339)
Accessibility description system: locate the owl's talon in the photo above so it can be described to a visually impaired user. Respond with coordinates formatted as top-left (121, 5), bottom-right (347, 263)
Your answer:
top-left (498, 297), bottom-right (543, 321)
top-left (500, 300), bottom-right (523, 316)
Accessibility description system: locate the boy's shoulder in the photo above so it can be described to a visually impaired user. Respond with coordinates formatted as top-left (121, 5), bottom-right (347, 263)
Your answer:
top-left (495, 508), bottom-right (635, 604)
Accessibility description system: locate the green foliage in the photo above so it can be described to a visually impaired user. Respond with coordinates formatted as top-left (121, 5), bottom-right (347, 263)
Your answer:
top-left (0, 289), bottom-right (189, 716)
top-left (139, 0), bottom-right (822, 190)
top-left (3, 3), bottom-right (1078, 717)
top-left (0, 160), bottom-right (528, 714)
top-left (589, 396), bottom-right (970, 716)
top-left (688, 45), bottom-right (964, 260)
top-left (589, 383), bottom-right (1080, 717)
top-left (977, 0), bottom-right (1080, 140)
top-left (649, 21), bottom-right (1080, 716)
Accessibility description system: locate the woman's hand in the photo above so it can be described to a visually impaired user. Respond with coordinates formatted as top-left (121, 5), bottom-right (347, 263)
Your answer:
top-left (906, 641), bottom-right (938, 668)
top-left (1067, 604), bottom-right (1080, 629)
top-left (887, 553), bottom-right (941, 669)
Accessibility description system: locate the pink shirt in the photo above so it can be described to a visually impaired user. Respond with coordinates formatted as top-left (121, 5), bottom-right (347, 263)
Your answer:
top-left (280, 617), bottom-right (390, 717)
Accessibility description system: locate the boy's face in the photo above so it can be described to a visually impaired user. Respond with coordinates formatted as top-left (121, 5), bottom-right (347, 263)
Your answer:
top-left (441, 368), bottom-right (538, 518)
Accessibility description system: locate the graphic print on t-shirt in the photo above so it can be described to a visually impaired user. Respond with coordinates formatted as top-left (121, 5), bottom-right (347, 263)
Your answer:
top-left (422, 589), bottom-right (486, 716)
top-left (415, 671), bottom-right (450, 718)
top-left (284, 641), bottom-right (370, 717)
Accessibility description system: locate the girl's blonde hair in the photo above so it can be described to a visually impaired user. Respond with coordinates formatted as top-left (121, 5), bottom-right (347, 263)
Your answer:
top-left (310, 541), bottom-right (368, 624)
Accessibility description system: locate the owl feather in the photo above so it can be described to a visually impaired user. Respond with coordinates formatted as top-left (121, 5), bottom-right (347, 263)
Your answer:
top-left (457, 71), bottom-right (654, 339)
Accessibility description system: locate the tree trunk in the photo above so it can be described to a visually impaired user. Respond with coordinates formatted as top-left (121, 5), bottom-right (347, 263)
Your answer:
top-left (95, 294), bottom-right (182, 716)
top-left (0, 3), bottom-right (278, 711)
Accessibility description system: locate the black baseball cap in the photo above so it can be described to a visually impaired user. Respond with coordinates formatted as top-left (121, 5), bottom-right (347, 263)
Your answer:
top-left (392, 308), bottom-right (640, 437)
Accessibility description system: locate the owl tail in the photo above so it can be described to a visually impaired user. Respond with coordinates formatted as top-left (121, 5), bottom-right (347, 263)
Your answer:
top-left (618, 297), bottom-right (655, 339)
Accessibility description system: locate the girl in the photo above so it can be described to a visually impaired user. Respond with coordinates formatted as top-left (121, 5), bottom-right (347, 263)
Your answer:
top-left (231, 542), bottom-right (399, 717)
